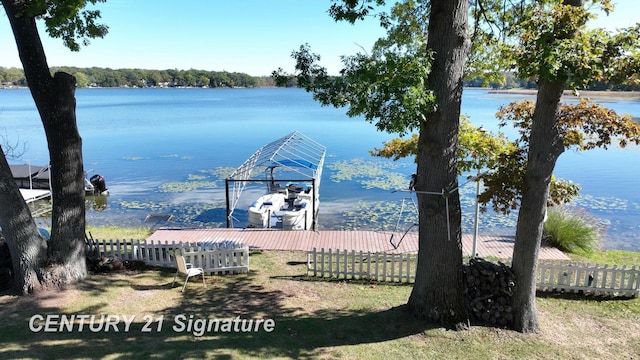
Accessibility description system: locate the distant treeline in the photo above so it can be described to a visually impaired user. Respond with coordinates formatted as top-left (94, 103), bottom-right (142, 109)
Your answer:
top-left (2, 66), bottom-right (638, 91)
top-left (0, 67), bottom-right (276, 88)
top-left (465, 71), bottom-right (640, 91)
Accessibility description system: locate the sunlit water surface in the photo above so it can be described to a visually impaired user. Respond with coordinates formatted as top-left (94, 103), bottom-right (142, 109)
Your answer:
top-left (1, 88), bottom-right (638, 250)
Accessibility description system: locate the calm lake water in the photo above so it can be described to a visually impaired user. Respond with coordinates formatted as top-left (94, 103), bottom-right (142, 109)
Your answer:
top-left (1, 87), bottom-right (639, 250)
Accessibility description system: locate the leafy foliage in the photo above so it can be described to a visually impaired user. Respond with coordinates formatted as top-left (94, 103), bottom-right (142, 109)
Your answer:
top-left (369, 116), bottom-right (541, 213)
top-left (328, 0), bottom-right (387, 24)
top-left (370, 116), bottom-right (514, 172)
top-left (457, 117), bottom-right (514, 173)
top-left (498, 1), bottom-right (640, 89)
top-left (547, 176), bottom-right (581, 207)
top-left (477, 98), bottom-right (640, 214)
top-left (0, 66), bottom-right (269, 88)
top-left (497, 99), bottom-right (640, 151)
top-left (273, 1), bottom-right (436, 136)
top-left (280, 41), bottom-right (436, 135)
top-left (466, 0), bottom-right (640, 90)
top-left (369, 134), bottom-right (418, 161)
top-left (477, 146), bottom-right (528, 214)
top-left (558, 99), bottom-right (640, 149)
top-left (371, 98), bottom-right (639, 215)
top-left (466, 0), bottom-right (523, 85)
top-left (19, 0), bottom-right (109, 51)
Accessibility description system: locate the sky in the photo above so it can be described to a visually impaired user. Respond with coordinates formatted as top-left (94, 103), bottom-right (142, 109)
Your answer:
top-left (0, 1), bottom-right (638, 77)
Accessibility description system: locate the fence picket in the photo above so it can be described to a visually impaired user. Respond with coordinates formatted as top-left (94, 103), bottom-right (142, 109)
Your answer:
top-left (85, 238), bottom-right (249, 274)
top-left (320, 248), bottom-right (326, 278)
top-left (389, 253), bottom-right (395, 282)
top-left (629, 265), bottom-right (640, 289)
top-left (398, 253), bottom-right (400, 282)
top-left (350, 250), bottom-right (355, 280)
top-left (305, 248), bottom-right (639, 297)
top-left (376, 252), bottom-right (381, 281)
top-left (621, 267), bottom-right (632, 295)
top-left (85, 239), bottom-right (638, 297)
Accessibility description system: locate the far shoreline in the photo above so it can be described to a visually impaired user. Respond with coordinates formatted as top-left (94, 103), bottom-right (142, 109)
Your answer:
top-left (4, 85), bottom-right (640, 100)
top-left (488, 88), bottom-right (640, 101)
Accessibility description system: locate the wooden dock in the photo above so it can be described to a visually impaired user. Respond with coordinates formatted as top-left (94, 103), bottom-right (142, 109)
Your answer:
top-left (147, 228), bottom-right (569, 260)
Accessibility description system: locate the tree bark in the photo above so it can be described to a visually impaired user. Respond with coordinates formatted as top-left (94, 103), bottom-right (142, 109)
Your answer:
top-left (511, 79), bottom-right (565, 333)
top-left (3, 0), bottom-right (88, 291)
top-left (0, 147), bottom-right (48, 294)
top-left (408, 0), bottom-right (470, 329)
top-left (511, 0), bottom-right (584, 333)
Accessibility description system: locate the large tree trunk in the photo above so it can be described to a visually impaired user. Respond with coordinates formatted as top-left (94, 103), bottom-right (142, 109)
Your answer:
top-left (0, 147), bottom-right (48, 294)
top-left (511, 79), bottom-right (565, 333)
top-left (407, 0), bottom-right (470, 329)
top-left (3, 0), bottom-right (88, 291)
top-left (511, 0), bottom-right (583, 333)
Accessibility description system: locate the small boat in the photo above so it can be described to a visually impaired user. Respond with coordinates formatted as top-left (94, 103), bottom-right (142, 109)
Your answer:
top-left (10, 163), bottom-right (109, 196)
top-left (226, 131), bottom-right (326, 231)
top-left (248, 192), bottom-right (286, 228)
top-left (84, 173), bottom-right (109, 196)
top-left (281, 188), bottom-right (313, 230)
top-left (10, 164), bottom-right (51, 190)
top-left (248, 183), bottom-right (314, 230)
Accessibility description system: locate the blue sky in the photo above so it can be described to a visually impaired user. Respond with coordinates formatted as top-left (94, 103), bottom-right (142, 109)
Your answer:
top-left (0, 1), bottom-right (637, 76)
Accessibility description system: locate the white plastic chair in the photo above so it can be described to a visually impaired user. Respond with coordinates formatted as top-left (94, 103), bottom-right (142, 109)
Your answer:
top-left (171, 254), bottom-right (206, 292)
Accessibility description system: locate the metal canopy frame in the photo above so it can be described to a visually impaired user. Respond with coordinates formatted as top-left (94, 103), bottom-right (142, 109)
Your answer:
top-left (225, 131), bottom-right (326, 230)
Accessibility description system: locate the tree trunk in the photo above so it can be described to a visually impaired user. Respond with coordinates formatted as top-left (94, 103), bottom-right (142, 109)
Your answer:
top-left (511, 79), bottom-right (565, 333)
top-left (3, 0), bottom-right (88, 291)
top-left (0, 147), bottom-right (48, 294)
top-left (407, 0), bottom-right (470, 330)
top-left (511, 0), bottom-right (584, 333)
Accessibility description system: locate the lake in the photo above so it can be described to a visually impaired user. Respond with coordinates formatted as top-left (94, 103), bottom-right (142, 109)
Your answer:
top-left (1, 87), bottom-right (638, 250)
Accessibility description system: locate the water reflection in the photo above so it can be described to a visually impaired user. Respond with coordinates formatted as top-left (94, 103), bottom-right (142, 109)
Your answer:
top-left (2, 88), bottom-right (636, 250)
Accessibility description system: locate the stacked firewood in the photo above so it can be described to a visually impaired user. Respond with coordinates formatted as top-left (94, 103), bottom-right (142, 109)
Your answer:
top-left (86, 252), bottom-right (146, 273)
top-left (464, 257), bottom-right (516, 327)
top-left (85, 233), bottom-right (145, 273)
top-left (87, 255), bottom-right (125, 273)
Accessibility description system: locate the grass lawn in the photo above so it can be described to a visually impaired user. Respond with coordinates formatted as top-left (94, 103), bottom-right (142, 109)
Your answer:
top-left (1, 246), bottom-right (639, 360)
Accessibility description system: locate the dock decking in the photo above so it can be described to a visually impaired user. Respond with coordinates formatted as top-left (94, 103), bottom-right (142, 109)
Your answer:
top-left (147, 228), bottom-right (569, 260)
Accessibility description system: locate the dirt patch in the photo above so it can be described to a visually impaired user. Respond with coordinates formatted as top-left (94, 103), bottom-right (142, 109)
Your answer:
top-left (538, 296), bottom-right (640, 358)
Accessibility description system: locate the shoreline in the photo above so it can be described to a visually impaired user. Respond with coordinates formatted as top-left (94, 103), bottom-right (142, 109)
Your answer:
top-left (4, 85), bottom-right (640, 99)
top-left (488, 88), bottom-right (640, 101)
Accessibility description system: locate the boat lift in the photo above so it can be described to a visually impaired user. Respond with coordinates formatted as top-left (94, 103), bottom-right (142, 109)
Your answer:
top-left (224, 131), bottom-right (326, 231)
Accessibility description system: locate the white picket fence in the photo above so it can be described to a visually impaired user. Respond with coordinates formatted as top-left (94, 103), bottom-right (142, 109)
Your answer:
top-left (86, 239), bottom-right (249, 274)
top-left (537, 260), bottom-right (640, 297)
top-left (306, 248), bottom-right (640, 297)
top-left (306, 248), bottom-right (417, 283)
top-left (182, 242), bottom-right (250, 275)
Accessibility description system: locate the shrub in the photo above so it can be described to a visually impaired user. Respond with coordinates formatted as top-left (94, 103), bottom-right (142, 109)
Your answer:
top-left (542, 206), bottom-right (601, 254)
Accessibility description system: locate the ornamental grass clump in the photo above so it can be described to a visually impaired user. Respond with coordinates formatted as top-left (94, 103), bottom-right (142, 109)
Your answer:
top-left (542, 206), bottom-right (600, 254)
